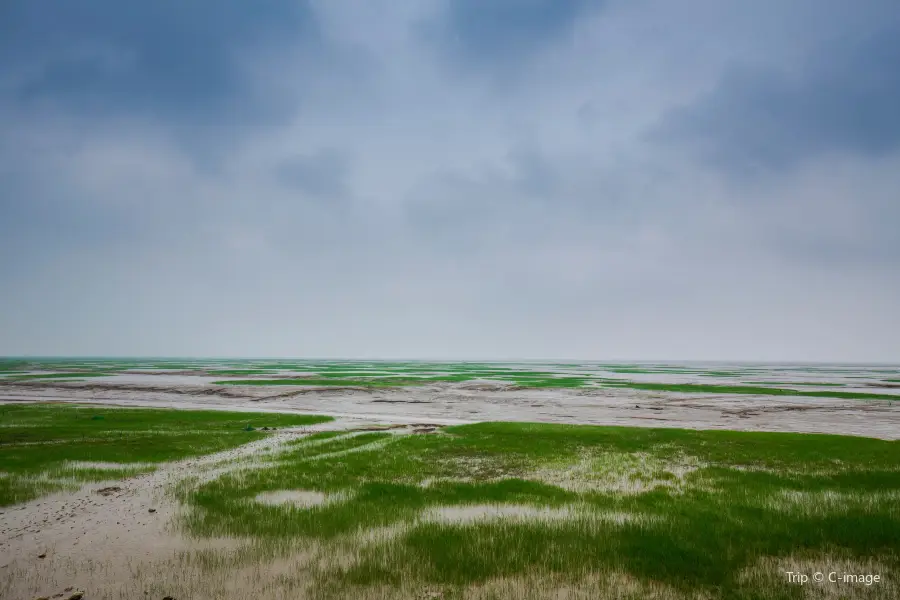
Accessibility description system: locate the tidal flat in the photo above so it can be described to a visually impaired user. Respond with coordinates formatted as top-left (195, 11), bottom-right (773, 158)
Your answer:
top-left (1, 359), bottom-right (899, 598)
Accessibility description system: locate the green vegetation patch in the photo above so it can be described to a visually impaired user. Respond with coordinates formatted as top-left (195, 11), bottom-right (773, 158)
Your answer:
top-left (214, 378), bottom-right (432, 387)
top-left (182, 421), bottom-right (900, 598)
top-left (602, 381), bottom-right (900, 401)
top-left (0, 403), bottom-right (331, 506)
top-left (749, 381), bottom-right (848, 387)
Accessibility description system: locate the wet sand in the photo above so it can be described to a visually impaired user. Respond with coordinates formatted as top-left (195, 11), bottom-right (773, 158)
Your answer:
top-left (2, 376), bottom-right (899, 439)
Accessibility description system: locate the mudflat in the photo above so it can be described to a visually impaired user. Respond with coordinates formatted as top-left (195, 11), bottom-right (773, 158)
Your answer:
top-left (2, 360), bottom-right (899, 599)
top-left (3, 370), bottom-right (900, 439)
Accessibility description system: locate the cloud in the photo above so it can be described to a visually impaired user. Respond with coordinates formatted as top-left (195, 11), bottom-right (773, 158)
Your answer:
top-left (1, 0), bottom-right (899, 361)
top-left (655, 23), bottom-right (900, 175)
top-left (275, 149), bottom-right (352, 199)
top-left (423, 0), bottom-right (600, 77)
top-left (0, 1), bottom-right (319, 122)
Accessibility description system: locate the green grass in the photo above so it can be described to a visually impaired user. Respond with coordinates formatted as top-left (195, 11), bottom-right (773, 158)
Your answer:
top-left (181, 421), bottom-right (900, 598)
top-left (214, 378), bottom-right (433, 387)
top-left (749, 381), bottom-right (847, 387)
top-left (4, 396), bottom-right (900, 599)
top-left (601, 381), bottom-right (900, 401)
top-left (0, 403), bottom-right (331, 506)
top-left (0, 358), bottom-right (30, 367)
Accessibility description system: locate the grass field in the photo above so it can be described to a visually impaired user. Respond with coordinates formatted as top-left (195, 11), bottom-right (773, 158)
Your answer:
top-left (597, 382), bottom-right (900, 401)
top-left (2, 402), bottom-right (899, 598)
top-left (179, 422), bottom-right (900, 598)
top-left (0, 403), bottom-right (331, 506)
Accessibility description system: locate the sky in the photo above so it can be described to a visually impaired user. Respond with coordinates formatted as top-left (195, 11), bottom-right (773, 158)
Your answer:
top-left (1, 0), bottom-right (899, 362)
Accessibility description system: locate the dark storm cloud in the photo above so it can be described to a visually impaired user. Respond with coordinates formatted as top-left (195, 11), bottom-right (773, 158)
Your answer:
top-left (0, 0), bottom-right (318, 122)
top-left (656, 24), bottom-right (900, 175)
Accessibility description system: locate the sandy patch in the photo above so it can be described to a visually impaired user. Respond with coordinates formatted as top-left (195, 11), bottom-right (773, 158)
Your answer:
top-left (253, 489), bottom-right (354, 508)
top-left (3, 370), bottom-right (900, 440)
top-left (531, 450), bottom-right (706, 494)
top-left (458, 571), bottom-right (711, 600)
top-left (63, 461), bottom-right (155, 471)
top-left (255, 490), bottom-right (327, 507)
top-left (418, 476), bottom-right (476, 488)
top-left (331, 570), bottom-right (711, 600)
top-left (422, 503), bottom-right (578, 524)
top-left (419, 503), bottom-right (659, 528)
top-left (0, 426), bottom-right (341, 600)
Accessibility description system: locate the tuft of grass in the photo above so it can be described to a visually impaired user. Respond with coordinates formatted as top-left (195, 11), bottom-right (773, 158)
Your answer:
top-left (0, 403), bottom-right (331, 506)
top-left (600, 381), bottom-right (900, 401)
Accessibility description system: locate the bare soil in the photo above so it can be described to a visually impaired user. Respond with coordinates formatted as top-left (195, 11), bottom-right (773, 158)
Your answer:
top-left (2, 377), bottom-right (899, 439)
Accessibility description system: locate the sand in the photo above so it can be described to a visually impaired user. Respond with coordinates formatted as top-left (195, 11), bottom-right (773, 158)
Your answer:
top-left (0, 422), bottom-right (392, 599)
top-left (2, 375), bottom-right (899, 439)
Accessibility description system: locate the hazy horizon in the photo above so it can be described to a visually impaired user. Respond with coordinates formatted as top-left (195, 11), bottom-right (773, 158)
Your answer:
top-left (2, 1), bottom-right (899, 362)
top-left (3, 355), bottom-right (899, 367)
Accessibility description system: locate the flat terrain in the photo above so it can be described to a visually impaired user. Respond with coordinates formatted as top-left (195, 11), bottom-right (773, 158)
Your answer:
top-left (2, 359), bottom-right (899, 599)
top-left (2, 359), bottom-right (899, 439)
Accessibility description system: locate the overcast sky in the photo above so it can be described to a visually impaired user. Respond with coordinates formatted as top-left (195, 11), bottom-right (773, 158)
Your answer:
top-left (1, 0), bottom-right (898, 362)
